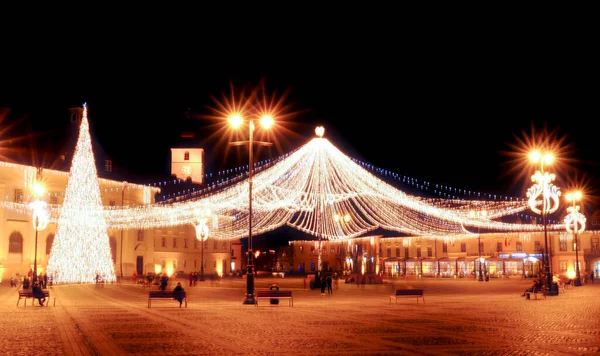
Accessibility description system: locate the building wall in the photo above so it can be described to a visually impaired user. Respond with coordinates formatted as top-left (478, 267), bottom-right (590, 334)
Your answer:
top-left (286, 231), bottom-right (600, 280)
top-left (0, 161), bottom-right (243, 282)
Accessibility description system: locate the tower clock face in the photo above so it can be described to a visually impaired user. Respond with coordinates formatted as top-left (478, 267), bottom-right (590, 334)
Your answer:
top-left (181, 165), bottom-right (192, 176)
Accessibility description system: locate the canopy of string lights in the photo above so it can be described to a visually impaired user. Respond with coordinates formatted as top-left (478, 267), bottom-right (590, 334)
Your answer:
top-left (83, 137), bottom-right (557, 241)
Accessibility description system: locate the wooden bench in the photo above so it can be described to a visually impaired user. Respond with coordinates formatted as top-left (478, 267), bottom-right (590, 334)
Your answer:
top-left (525, 287), bottom-right (546, 300)
top-left (390, 289), bottom-right (425, 304)
top-left (17, 289), bottom-right (54, 307)
top-left (255, 290), bottom-right (293, 306)
top-left (148, 290), bottom-right (187, 308)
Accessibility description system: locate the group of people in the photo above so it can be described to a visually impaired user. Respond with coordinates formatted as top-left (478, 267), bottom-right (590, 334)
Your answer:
top-left (320, 274), bottom-right (333, 295)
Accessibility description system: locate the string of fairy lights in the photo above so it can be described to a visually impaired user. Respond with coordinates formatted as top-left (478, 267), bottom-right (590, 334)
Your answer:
top-left (1, 108), bottom-right (570, 253)
top-left (32, 133), bottom-right (561, 243)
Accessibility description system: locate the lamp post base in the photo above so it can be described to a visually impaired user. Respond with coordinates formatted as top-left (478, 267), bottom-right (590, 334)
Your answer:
top-left (546, 283), bottom-right (560, 296)
top-left (243, 265), bottom-right (255, 305)
top-left (574, 278), bottom-right (582, 287)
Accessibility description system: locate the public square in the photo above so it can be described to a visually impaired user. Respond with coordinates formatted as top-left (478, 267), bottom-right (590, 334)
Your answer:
top-left (1, 276), bottom-right (599, 355)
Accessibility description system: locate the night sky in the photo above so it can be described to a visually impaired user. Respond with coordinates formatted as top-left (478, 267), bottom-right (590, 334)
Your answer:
top-left (2, 27), bottom-right (598, 208)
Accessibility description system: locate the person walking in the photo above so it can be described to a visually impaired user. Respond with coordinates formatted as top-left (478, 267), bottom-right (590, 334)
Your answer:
top-left (326, 275), bottom-right (333, 295)
top-left (320, 275), bottom-right (326, 295)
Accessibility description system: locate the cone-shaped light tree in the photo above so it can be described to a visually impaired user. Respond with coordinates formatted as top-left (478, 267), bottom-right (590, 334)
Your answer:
top-left (46, 103), bottom-right (116, 284)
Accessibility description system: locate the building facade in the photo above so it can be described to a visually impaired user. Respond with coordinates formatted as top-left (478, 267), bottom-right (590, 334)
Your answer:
top-left (285, 230), bottom-right (600, 281)
top-left (0, 161), bottom-right (243, 283)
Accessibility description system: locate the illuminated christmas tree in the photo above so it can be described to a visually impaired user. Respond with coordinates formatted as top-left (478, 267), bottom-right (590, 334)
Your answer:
top-left (46, 103), bottom-right (116, 284)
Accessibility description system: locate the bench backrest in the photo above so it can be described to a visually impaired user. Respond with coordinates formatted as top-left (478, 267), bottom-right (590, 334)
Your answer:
top-left (256, 290), bottom-right (292, 298)
top-left (149, 291), bottom-right (185, 298)
top-left (395, 289), bottom-right (423, 296)
top-left (19, 290), bottom-right (49, 297)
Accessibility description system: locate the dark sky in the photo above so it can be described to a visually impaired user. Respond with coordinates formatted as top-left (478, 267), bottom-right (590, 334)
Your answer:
top-left (1, 24), bottom-right (598, 205)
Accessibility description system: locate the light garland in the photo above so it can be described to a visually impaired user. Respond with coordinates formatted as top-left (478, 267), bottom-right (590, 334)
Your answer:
top-left (46, 103), bottom-right (116, 284)
top-left (4, 116), bottom-right (569, 246)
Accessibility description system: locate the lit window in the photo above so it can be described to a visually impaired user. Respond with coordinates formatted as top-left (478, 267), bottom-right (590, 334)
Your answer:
top-left (14, 189), bottom-right (23, 203)
top-left (184, 151), bottom-right (190, 161)
top-left (104, 160), bottom-right (112, 172)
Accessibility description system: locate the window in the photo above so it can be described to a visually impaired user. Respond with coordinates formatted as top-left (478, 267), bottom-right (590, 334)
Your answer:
top-left (417, 248), bottom-right (422, 258)
top-left (460, 243), bottom-right (466, 253)
top-left (46, 233), bottom-right (55, 255)
top-left (534, 241), bottom-right (542, 253)
top-left (480, 241), bottom-right (484, 253)
top-left (184, 151), bottom-right (190, 160)
top-left (137, 230), bottom-right (144, 242)
top-left (183, 260), bottom-right (187, 268)
top-left (310, 246), bottom-right (315, 254)
top-left (496, 242), bottom-right (503, 252)
top-left (231, 249), bottom-right (235, 257)
top-left (592, 211), bottom-right (600, 226)
top-left (184, 238), bottom-right (188, 248)
top-left (14, 189), bottom-right (23, 203)
top-left (173, 238), bottom-right (177, 248)
top-left (109, 200), bottom-right (116, 207)
top-left (109, 237), bottom-right (117, 263)
top-left (560, 261), bottom-right (567, 272)
top-left (427, 247), bottom-right (432, 257)
top-left (516, 241), bottom-right (522, 251)
top-left (591, 238), bottom-right (599, 251)
top-left (386, 247), bottom-right (391, 257)
top-left (395, 247), bottom-right (400, 257)
top-left (559, 240), bottom-right (567, 251)
top-left (299, 246), bottom-right (303, 253)
top-left (9, 231), bottom-right (23, 253)
top-left (404, 247), bottom-right (409, 258)
top-left (442, 242), bottom-right (448, 253)
top-left (104, 160), bottom-right (112, 172)
top-left (572, 241), bottom-right (580, 251)
top-left (173, 259), bottom-right (178, 270)
top-left (161, 237), bottom-right (166, 247)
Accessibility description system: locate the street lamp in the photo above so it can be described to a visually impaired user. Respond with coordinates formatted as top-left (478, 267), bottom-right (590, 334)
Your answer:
top-left (565, 191), bottom-right (586, 287)
top-left (469, 209), bottom-right (487, 282)
top-left (229, 113), bottom-right (274, 305)
top-left (120, 181), bottom-right (128, 279)
top-left (30, 182), bottom-right (49, 285)
top-left (526, 151), bottom-right (561, 296)
top-left (192, 207), bottom-right (211, 282)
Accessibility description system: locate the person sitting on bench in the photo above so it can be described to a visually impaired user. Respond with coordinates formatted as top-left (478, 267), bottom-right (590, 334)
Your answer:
top-left (521, 279), bottom-right (542, 297)
top-left (32, 282), bottom-right (46, 306)
top-left (173, 282), bottom-right (185, 306)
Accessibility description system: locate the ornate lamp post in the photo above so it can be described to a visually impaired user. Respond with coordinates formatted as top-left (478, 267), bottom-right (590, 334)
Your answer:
top-left (526, 151), bottom-right (561, 296)
top-left (192, 207), bottom-right (211, 282)
top-left (119, 181), bottom-right (128, 279)
top-left (30, 182), bottom-right (49, 285)
top-left (469, 209), bottom-right (487, 282)
top-left (565, 191), bottom-right (585, 287)
top-left (229, 113), bottom-right (274, 305)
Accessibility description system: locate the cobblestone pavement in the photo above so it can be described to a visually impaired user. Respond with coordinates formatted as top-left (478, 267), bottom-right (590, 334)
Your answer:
top-left (1, 276), bottom-right (599, 355)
